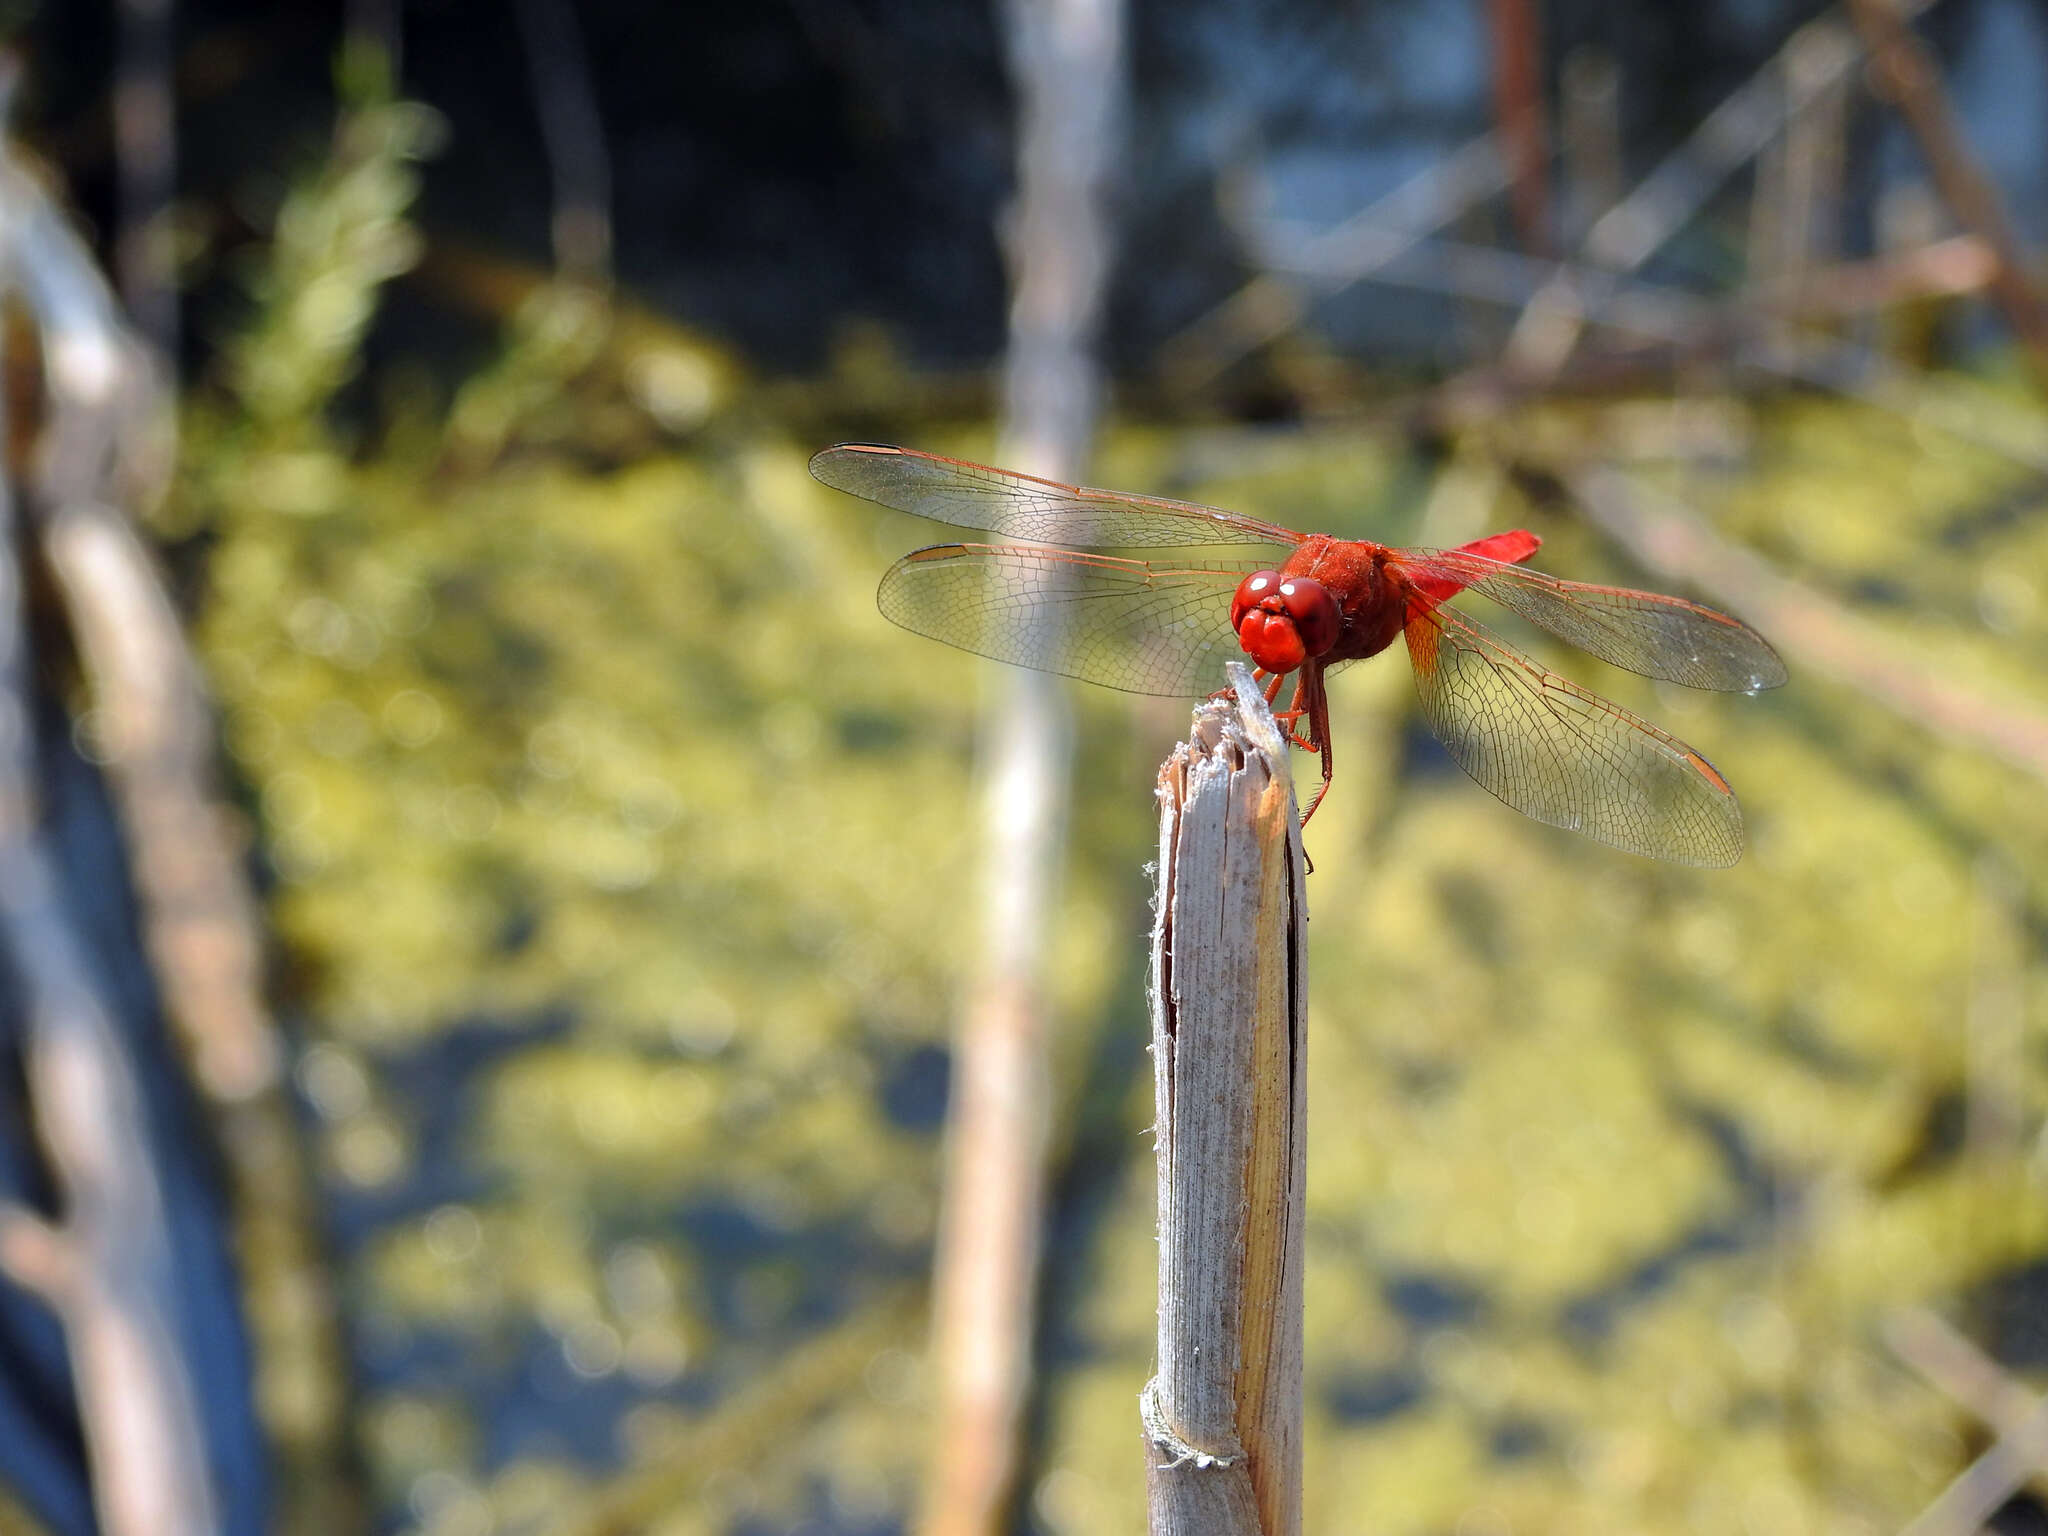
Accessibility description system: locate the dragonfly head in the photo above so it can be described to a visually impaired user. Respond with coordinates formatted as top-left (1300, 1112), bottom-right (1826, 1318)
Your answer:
top-left (1231, 571), bottom-right (1340, 674)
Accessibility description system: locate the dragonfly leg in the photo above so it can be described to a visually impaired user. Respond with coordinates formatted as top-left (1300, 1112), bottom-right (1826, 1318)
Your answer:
top-left (1232, 669), bottom-right (1316, 750)
top-left (1229, 672), bottom-right (1324, 799)
top-left (1274, 677), bottom-right (1319, 752)
top-left (1210, 668), bottom-right (1285, 708)
top-left (1296, 665), bottom-right (1336, 830)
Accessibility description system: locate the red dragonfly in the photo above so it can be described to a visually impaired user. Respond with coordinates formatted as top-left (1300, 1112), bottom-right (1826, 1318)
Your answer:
top-left (811, 443), bottom-right (1785, 866)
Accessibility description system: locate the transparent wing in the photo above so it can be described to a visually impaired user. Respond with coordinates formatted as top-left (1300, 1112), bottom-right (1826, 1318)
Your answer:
top-left (1392, 548), bottom-right (1787, 693)
top-left (878, 543), bottom-right (1252, 697)
top-left (814, 443), bottom-right (1302, 552)
top-left (1405, 604), bottom-right (1746, 866)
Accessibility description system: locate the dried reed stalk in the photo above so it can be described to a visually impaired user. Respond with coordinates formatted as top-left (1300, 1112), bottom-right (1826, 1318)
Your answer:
top-left (1144, 666), bottom-right (1307, 1536)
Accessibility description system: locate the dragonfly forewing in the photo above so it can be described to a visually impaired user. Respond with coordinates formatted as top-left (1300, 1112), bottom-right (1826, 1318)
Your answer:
top-left (878, 543), bottom-right (1253, 697)
top-left (814, 443), bottom-right (1301, 552)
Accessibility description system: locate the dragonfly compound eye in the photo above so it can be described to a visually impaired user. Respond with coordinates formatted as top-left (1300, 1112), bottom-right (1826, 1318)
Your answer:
top-left (1229, 570), bottom-right (1283, 633)
top-left (1277, 577), bottom-right (1340, 657)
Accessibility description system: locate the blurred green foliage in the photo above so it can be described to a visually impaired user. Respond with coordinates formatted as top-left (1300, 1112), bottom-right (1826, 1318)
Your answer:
top-left (172, 96), bottom-right (2048, 1536)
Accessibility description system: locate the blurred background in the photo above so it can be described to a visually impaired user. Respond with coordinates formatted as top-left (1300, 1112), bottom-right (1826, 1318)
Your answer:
top-left (0, 1), bottom-right (2046, 1534)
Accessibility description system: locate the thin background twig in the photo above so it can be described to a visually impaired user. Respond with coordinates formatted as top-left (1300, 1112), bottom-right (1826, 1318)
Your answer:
top-left (919, 2), bottom-right (1126, 1533)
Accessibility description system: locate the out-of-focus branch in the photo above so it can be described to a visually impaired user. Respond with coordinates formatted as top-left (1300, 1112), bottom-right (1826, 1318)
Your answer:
top-left (0, 306), bottom-right (219, 1536)
top-left (0, 100), bottom-right (364, 1536)
top-left (1213, 21), bottom-right (1858, 399)
top-left (1487, 0), bottom-right (1548, 254)
top-left (1892, 1385), bottom-right (2048, 1536)
top-left (1747, 26), bottom-right (1848, 368)
top-left (1373, 236), bottom-right (2048, 480)
top-left (1502, 17), bottom-right (1860, 376)
top-left (1584, 20), bottom-right (1858, 276)
top-left (1271, 232), bottom-right (1993, 335)
top-left (1240, 14), bottom-right (2046, 481)
top-left (1160, 134), bottom-right (1509, 391)
top-left (1885, 1307), bottom-right (2048, 1505)
top-left (1848, 0), bottom-right (2048, 390)
top-left (1758, 234), bottom-right (1988, 315)
top-left (919, 3), bottom-right (1125, 1535)
top-left (1562, 464), bottom-right (2048, 790)
top-left (1558, 48), bottom-right (1620, 245)
top-left (0, 1203), bottom-right (77, 1303)
top-left (114, 0), bottom-right (177, 359)
top-left (3, 122), bottom-right (271, 1121)
top-left (515, 0), bottom-right (613, 282)
top-left (1886, 1306), bottom-right (2048, 1536)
